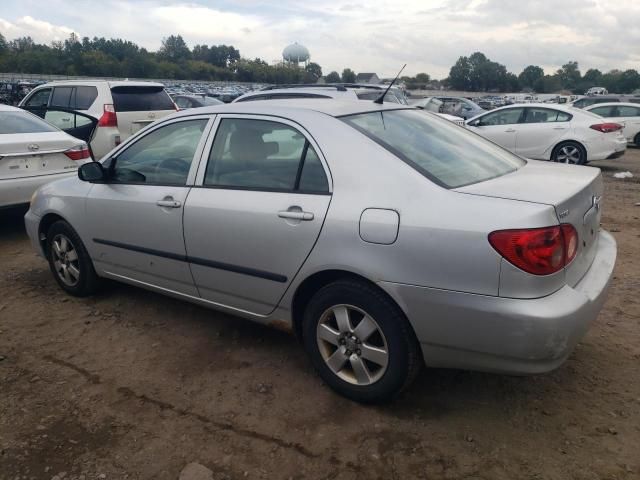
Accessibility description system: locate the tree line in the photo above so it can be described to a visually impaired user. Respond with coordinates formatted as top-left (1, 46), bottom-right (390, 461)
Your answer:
top-left (1, 32), bottom-right (639, 93)
top-left (448, 52), bottom-right (640, 94)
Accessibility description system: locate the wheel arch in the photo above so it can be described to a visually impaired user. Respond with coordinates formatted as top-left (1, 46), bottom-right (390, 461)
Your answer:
top-left (38, 212), bottom-right (71, 259)
top-left (290, 269), bottom-right (410, 340)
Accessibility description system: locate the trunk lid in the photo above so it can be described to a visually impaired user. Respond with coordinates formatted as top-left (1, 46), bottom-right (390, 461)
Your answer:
top-left (0, 132), bottom-right (80, 179)
top-left (456, 160), bottom-right (603, 287)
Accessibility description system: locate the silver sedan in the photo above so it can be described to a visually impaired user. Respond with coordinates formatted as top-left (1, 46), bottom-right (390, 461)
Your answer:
top-left (25, 100), bottom-right (617, 402)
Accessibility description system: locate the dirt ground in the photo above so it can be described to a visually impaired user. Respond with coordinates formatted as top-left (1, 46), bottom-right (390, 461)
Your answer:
top-left (1, 150), bottom-right (639, 480)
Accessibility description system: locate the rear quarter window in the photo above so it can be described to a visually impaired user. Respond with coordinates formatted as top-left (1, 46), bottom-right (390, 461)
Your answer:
top-left (74, 86), bottom-right (98, 109)
top-left (111, 86), bottom-right (175, 112)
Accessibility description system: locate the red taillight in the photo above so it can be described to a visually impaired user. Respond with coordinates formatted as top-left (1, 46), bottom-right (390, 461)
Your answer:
top-left (98, 104), bottom-right (117, 127)
top-left (489, 224), bottom-right (578, 275)
top-left (590, 122), bottom-right (622, 133)
top-left (64, 144), bottom-right (91, 161)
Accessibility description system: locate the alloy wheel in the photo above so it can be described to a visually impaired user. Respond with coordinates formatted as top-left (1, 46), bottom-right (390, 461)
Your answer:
top-left (51, 234), bottom-right (80, 287)
top-left (556, 145), bottom-right (582, 164)
top-left (316, 304), bottom-right (389, 386)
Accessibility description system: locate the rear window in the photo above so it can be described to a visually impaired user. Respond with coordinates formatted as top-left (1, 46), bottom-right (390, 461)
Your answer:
top-left (110, 86), bottom-right (174, 112)
top-left (0, 111), bottom-right (58, 134)
top-left (342, 109), bottom-right (525, 189)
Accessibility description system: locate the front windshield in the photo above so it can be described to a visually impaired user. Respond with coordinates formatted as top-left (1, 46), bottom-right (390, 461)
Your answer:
top-left (341, 109), bottom-right (525, 189)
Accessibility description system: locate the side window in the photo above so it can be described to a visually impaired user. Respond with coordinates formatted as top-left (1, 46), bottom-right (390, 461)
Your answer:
top-left (618, 106), bottom-right (640, 117)
top-left (524, 108), bottom-right (572, 123)
top-left (111, 119), bottom-right (208, 185)
top-left (50, 87), bottom-right (74, 108)
top-left (479, 108), bottom-right (523, 126)
top-left (73, 86), bottom-right (98, 109)
top-left (298, 146), bottom-right (329, 193)
top-left (590, 106), bottom-right (612, 117)
top-left (204, 118), bottom-right (328, 193)
top-left (24, 88), bottom-right (51, 107)
top-left (175, 97), bottom-right (190, 109)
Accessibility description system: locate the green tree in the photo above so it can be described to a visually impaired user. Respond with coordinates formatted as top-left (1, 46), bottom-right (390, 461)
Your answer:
top-left (158, 35), bottom-right (190, 62)
top-left (325, 71), bottom-right (341, 83)
top-left (341, 68), bottom-right (356, 83)
top-left (556, 61), bottom-right (581, 91)
top-left (518, 65), bottom-right (544, 90)
top-left (448, 56), bottom-right (471, 90)
top-left (304, 62), bottom-right (322, 82)
top-left (414, 72), bottom-right (430, 83)
top-left (583, 68), bottom-right (603, 85)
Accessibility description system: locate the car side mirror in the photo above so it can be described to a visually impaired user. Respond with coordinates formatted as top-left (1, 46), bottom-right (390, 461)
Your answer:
top-left (468, 119), bottom-right (482, 127)
top-left (78, 162), bottom-right (106, 182)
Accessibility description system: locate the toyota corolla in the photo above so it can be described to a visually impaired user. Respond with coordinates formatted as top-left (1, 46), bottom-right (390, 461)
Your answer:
top-left (25, 100), bottom-right (616, 402)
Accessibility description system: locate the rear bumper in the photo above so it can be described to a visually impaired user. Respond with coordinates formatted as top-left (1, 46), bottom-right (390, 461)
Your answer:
top-left (380, 231), bottom-right (617, 374)
top-left (0, 172), bottom-right (75, 208)
top-left (584, 136), bottom-right (627, 161)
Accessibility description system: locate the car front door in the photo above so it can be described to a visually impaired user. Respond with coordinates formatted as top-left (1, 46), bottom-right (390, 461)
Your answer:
top-left (183, 115), bottom-right (332, 316)
top-left (467, 107), bottom-right (524, 152)
top-left (515, 107), bottom-right (573, 159)
top-left (85, 116), bottom-right (213, 295)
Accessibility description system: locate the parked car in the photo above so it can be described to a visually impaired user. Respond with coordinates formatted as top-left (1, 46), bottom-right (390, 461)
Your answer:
top-left (19, 81), bottom-right (176, 159)
top-left (586, 87), bottom-right (608, 96)
top-left (412, 98), bottom-right (465, 126)
top-left (25, 100), bottom-right (616, 402)
top-left (571, 96), bottom-right (620, 109)
top-left (584, 102), bottom-right (640, 146)
top-left (435, 96), bottom-right (486, 119)
top-left (465, 103), bottom-right (626, 164)
top-left (0, 105), bottom-right (92, 208)
top-left (173, 94), bottom-right (224, 110)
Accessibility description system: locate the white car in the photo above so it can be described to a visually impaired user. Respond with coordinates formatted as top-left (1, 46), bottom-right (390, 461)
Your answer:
top-left (19, 80), bottom-right (176, 159)
top-left (234, 87), bottom-right (465, 125)
top-left (0, 105), bottom-right (91, 208)
top-left (584, 102), bottom-right (640, 146)
top-left (412, 97), bottom-right (465, 126)
top-left (465, 103), bottom-right (627, 164)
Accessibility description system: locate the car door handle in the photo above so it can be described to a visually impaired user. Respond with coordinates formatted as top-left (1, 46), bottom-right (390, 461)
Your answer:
top-left (156, 199), bottom-right (182, 208)
top-left (553, 126), bottom-right (568, 130)
top-left (278, 210), bottom-right (314, 221)
top-left (505, 128), bottom-right (516, 133)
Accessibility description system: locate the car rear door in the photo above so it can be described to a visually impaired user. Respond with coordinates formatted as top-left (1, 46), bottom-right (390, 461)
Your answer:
top-left (85, 116), bottom-right (212, 295)
top-left (467, 107), bottom-right (524, 152)
top-left (515, 107), bottom-right (572, 159)
top-left (109, 85), bottom-right (176, 139)
top-left (610, 105), bottom-right (640, 142)
top-left (183, 115), bottom-right (332, 316)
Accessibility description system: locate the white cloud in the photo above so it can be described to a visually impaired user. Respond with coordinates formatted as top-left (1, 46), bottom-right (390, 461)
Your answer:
top-left (1, 0), bottom-right (639, 78)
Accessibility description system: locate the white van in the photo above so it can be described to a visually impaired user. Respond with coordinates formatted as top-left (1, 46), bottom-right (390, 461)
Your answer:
top-left (19, 81), bottom-right (176, 159)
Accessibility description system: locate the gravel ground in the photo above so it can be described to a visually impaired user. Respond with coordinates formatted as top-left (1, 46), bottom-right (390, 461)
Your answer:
top-left (1, 150), bottom-right (639, 480)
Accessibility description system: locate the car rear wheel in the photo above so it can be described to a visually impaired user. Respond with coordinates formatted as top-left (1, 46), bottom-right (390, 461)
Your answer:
top-left (46, 220), bottom-right (100, 297)
top-left (634, 133), bottom-right (640, 147)
top-left (302, 279), bottom-right (421, 403)
top-left (552, 141), bottom-right (586, 165)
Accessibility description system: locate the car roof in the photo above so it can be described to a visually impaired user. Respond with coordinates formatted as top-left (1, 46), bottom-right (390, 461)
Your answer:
top-left (486, 102), bottom-right (576, 112)
top-left (38, 80), bottom-right (165, 88)
top-left (584, 102), bottom-right (639, 108)
top-left (236, 88), bottom-right (356, 100)
top-left (167, 98), bottom-right (412, 119)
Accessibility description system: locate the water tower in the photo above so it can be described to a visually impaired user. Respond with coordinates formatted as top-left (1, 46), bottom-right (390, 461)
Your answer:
top-left (282, 42), bottom-right (310, 67)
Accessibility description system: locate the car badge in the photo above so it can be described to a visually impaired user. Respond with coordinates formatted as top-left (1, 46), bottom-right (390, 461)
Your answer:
top-left (148, 112), bottom-right (156, 119)
top-left (28, 144), bottom-right (40, 151)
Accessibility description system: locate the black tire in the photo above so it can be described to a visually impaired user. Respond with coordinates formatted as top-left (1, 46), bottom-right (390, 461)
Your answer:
top-left (634, 133), bottom-right (640, 147)
top-left (302, 279), bottom-right (422, 403)
top-left (46, 220), bottom-right (100, 297)
top-left (551, 141), bottom-right (587, 165)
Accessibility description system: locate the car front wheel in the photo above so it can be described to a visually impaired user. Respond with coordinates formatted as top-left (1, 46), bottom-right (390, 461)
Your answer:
top-left (302, 279), bottom-right (421, 403)
top-left (46, 220), bottom-right (100, 297)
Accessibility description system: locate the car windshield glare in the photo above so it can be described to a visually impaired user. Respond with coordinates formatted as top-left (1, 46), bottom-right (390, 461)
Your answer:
top-left (341, 109), bottom-right (525, 188)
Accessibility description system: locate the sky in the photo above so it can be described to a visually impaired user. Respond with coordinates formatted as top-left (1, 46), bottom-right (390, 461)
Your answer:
top-left (1, 0), bottom-right (639, 78)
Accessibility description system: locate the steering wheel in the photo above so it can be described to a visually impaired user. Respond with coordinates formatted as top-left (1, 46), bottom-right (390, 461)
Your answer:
top-left (153, 158), bottom-right (190, 177)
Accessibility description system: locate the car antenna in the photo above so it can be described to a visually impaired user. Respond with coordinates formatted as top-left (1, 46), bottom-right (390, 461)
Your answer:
top-left (374, 64), bottom-right (406, 104)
